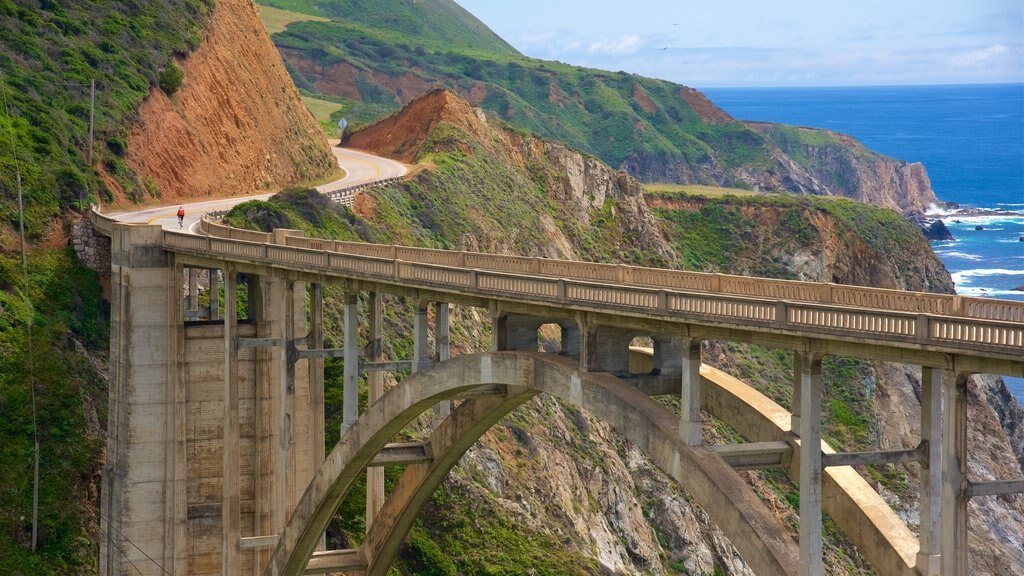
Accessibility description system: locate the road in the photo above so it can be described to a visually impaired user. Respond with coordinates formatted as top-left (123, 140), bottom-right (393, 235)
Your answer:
top-left (108, 143), bottom-right (407, 232)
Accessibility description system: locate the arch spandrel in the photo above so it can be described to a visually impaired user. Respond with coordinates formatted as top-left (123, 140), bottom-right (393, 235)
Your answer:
top-left (267, 352), bottom-right (798, 576)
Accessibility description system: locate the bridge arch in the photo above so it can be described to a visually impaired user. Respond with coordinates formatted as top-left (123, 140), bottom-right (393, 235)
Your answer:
top-left (266, 352), bottom-right (799, 575)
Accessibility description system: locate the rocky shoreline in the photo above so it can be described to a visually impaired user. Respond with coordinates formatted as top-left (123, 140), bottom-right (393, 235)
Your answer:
top-left (911, 203), bottom-right (1024, 241)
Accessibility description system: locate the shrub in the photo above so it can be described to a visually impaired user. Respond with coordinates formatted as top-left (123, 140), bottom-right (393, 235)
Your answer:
top-left (158, 62), bottom-right (184, 95)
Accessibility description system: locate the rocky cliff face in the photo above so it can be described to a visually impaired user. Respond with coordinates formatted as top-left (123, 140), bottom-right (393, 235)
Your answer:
top-left (348, 89), bottom-right (675, 265)
top-left (114, 0), bottom-right (335, 204)
top-left (623, 124), bottom-right (938, 214)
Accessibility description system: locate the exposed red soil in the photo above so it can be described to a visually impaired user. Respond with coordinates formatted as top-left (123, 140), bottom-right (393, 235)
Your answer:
top-left (116, 0), bottom-right (335, 208)
top-left (678, 86), bottom-right (733, 124)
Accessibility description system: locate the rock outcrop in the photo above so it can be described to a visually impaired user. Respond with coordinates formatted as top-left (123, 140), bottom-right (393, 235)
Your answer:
top-left (118, 0), bottom-right (336, 204)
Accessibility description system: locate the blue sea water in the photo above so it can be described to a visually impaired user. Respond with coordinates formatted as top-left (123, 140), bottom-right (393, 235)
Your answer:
top-left (702, 84), bottom-right (1024, 402)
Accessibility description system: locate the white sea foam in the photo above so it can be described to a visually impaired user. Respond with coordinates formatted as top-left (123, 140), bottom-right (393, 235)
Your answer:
top-left (954, 287), bottom-right (1024, 297)
top-left (934, 251), bottom-right (983, 260)
top-left (951, 268), bottom-right (1024, 285)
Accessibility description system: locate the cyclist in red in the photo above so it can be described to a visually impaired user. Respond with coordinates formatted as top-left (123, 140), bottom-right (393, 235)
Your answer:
top-left (177, 207), bottom-right (185, 228)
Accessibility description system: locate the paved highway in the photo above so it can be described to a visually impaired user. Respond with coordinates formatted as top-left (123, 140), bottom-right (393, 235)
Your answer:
top-left (107, 143), bottom-right (407, 232)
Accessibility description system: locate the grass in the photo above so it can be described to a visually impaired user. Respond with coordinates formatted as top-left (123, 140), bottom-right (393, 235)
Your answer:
top-left (644, 183), bottom-right (765, 198)
top-left (301, 95), bottom-right (345, 124)
top-left (256, 3), bottom-right (328, 34)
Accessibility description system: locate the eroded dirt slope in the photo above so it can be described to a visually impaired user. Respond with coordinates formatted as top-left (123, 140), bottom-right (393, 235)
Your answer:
top-left (119, 0), bottom-right (335, 205)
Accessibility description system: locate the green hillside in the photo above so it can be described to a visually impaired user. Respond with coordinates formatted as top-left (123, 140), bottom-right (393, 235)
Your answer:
top-left (258, 0), bottom-right (890, 198)
top-left (0, 0), bottom-right (214, 237)
top-left (0, 2), bottom-right (212, 573)
top-left (261, 0), bottom-right (517, 56)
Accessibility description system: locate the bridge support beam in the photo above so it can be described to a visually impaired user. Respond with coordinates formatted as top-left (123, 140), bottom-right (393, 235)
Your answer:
top-left (366, 292), bottom-right (385, 529)
top-left (223, 268), bottom-right (241, 575)
top-left (209, 268), bottom-right (219, 320)
top-left (916, 367), bottom-right (944, 575)
top-left (796, 352), bottom-right (824, 576)
top-left (100, 224), bottom-right (183, 575)
top-left (341, 293), bottom-right (360, 436)
top-left (413, 300), bottom-right (431, 372)
top-left (679, 338), bottom-right (702, 446)
top-left (941, 371), bottom-right (969, 576)
top-left (434, 302), bottom-right (452, 424)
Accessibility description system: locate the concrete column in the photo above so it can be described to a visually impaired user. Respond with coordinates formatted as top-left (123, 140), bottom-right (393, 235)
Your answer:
top-left (188, 267), bottom-right (198, 312)
top-left (168, 261), bottom-right (188, 575)
top-left (940, 372), bottom-right (969, 576)
top-left (653, 335), bottom-right (683, 376)
top-left (208, 269), bottom-right (219, 321)
top-left (797, 352), bottom-right (824, 576)
top-left (100, 224), bottom-right (178, 575)
top-left (589, 325), bottom-right (634, 375)
top-left (679, 338), bottom-right (702, 446)
top-left (366, 292), bottom-right (385, 530)
top-left (308, 283), bottom-right (325, 468)
top-left (248, 273), bottom-right (274, 571)
top-left (560, 321), bottom-right (581, 358)
top-left (222, 268), bottom-right (240, 575)
top-left (917, 367), bottom-right (944, 575)
top-left (341, 293), bottom-right (360, 436)
top-left (277, 278), bottom-right (296, 533)
top-left (791, 351), bottom-right (803, 433)
top-left (434, 302), bottom-right (452, 424)
top-left (413, 300), bottom-right (430, 372)
top-left (492, 313), bottom-right (551, 352)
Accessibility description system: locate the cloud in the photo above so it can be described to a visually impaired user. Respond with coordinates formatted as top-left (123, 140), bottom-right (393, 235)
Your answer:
top-left (587, 35), bottom-right (645, 55)
top-left (948, 44), bottom-right (1011, 67)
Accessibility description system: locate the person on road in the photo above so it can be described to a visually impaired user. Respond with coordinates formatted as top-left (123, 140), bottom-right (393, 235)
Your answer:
top-left (177, 207), bottom-right (185, 228)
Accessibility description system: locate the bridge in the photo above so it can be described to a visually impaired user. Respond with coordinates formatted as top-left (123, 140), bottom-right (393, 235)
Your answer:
top-left (89, 196), bottom-right (1023, 575)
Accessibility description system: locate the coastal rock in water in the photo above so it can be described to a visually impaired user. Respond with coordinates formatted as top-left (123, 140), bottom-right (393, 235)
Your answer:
top-left (907, 215), bottom-right (954, 241)
top-left (1013, 284), bottom-right (1024, 292)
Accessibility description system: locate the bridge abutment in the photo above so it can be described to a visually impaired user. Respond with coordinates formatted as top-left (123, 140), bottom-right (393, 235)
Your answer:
top-left (100, 229), bottom-right (321, 575)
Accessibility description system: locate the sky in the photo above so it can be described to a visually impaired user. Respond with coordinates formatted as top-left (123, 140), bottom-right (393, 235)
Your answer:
top-left (454, 0), bottom-right (1024, 88)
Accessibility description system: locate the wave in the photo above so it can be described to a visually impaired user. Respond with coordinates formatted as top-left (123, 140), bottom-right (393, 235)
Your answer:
top-left (955, 287), bottom-right (1024, 298)
top-left (933, 250), bottom-right (983, 260)
top-left (951, 268), bottom-right (1024, 285)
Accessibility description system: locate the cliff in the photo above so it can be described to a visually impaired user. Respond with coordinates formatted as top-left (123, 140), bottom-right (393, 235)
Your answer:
top-left (113, 0), bottom-right (336, 204)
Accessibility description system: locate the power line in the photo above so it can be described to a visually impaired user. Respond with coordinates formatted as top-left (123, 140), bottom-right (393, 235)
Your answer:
top-left (46, 470), bottom-right (172, 576)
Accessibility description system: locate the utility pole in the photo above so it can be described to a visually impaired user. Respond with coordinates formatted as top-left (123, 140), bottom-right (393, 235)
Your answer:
top-left (2, 68), bottom-right (40, 553)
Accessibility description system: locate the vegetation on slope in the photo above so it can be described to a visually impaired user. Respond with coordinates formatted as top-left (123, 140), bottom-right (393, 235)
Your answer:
top-left (0, 0), bottom-right (214, 237)
top-left (0, 1), bottom-right (214, 572)
top-left (255, 0), bottom-right (935, 213)
top-left (647, 190), bottom-right (951, 289)
top-left (0, 249), bottom-right (108, 575)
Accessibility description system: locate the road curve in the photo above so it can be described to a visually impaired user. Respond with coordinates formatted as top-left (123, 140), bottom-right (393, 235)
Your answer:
top-left (107, 143), bottom-right (407, 232)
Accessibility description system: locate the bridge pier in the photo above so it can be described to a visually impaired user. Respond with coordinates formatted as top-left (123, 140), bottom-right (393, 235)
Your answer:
top-left (916, 367), bottom-right (944, 575)
top-left (366, 291), bottom-right (385, 529)
top-left (940, 371), bottom-right (969, 576)
top-left (100, 224), bottom-right (182, 575)
top-left (795, 351), bottom-right (825, 576)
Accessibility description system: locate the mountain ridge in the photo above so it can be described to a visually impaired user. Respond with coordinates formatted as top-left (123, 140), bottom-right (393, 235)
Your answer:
top-left (261, 0), bottom-right (940, 213)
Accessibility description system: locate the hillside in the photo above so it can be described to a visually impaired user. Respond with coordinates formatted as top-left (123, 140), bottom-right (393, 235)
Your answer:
top-left (257, 0), bottom-right (939, 213)
top-left (0, 0), bottom-right (338, 573)
top-left (228, 90), bottom-right (1024, 575)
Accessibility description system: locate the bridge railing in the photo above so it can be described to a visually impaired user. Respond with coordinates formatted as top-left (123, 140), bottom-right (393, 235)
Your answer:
top-left (88, 207), bottom-right (1024, 355)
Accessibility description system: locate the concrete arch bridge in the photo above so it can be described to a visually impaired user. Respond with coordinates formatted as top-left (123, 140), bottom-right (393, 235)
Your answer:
top-left (90, 209), bottom-right (1024, 576)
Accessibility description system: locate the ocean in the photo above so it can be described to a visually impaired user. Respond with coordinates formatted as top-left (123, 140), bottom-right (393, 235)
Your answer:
top-left (702, 84), bottom-right (1024, 403)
